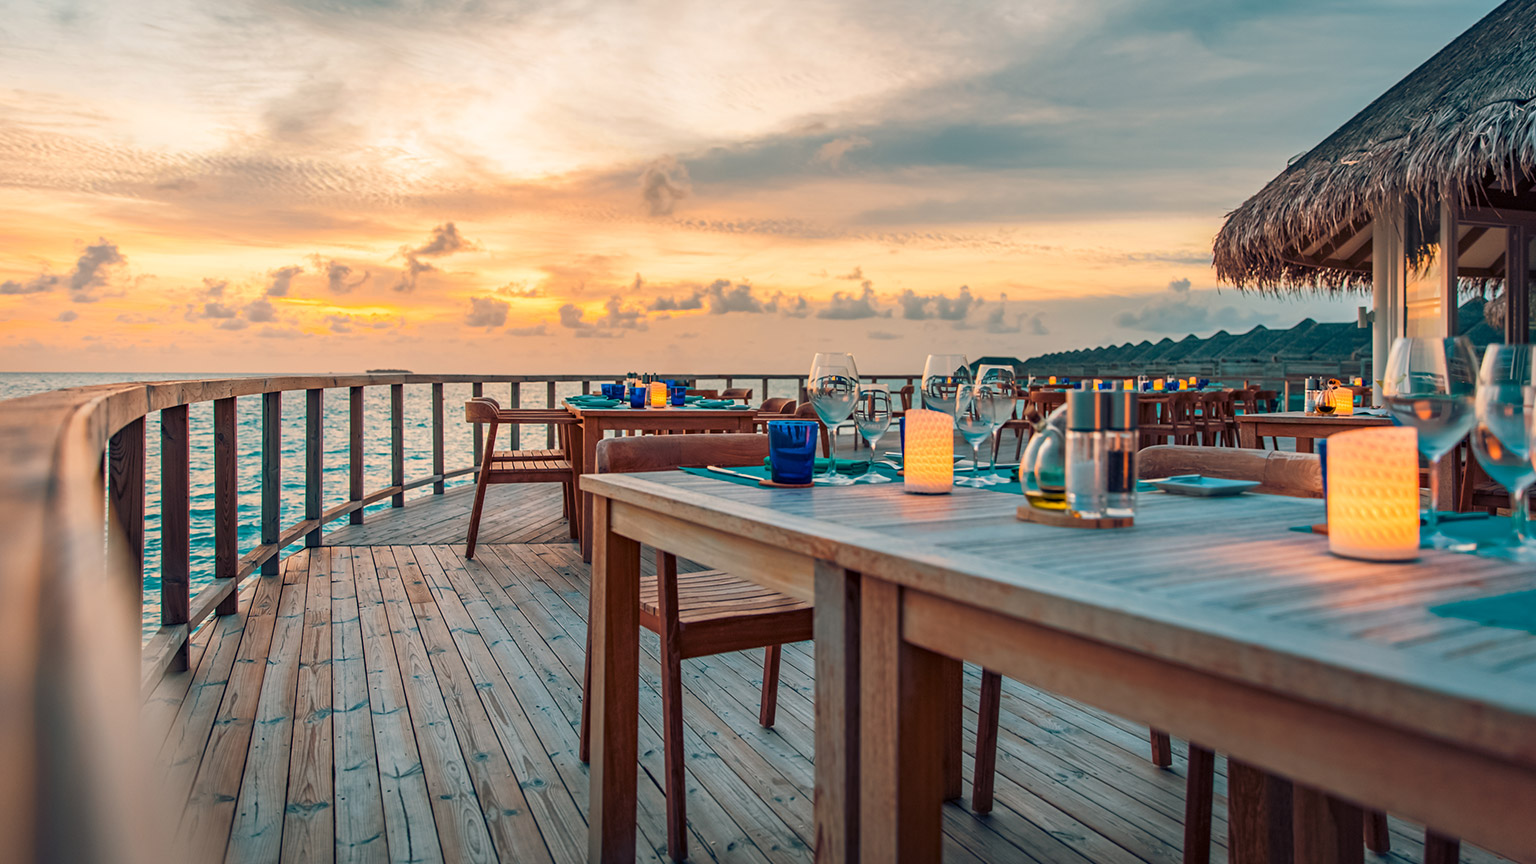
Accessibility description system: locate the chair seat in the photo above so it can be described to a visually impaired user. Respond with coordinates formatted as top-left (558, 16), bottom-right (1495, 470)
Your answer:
top-left (490, 448), bottom-right (564, 461)
top-left (639, 569), bottom-right (813, 659)
top-left (485, 458), bottom-right (572, 479)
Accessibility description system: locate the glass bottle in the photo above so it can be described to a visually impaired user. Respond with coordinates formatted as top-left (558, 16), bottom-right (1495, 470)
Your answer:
top-left (1065, 391), bottom-right (1108, 517)
top-left (1022, 404), bottom-right (1068, 510)
top-left (1105, 391), bottom-right (1138, 517)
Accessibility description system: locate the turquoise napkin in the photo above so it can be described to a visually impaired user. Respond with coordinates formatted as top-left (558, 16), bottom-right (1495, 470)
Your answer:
top-left (695, 399), bottom-right (739, 409)
top-left (1432, 589), bottom-right (1536, 634)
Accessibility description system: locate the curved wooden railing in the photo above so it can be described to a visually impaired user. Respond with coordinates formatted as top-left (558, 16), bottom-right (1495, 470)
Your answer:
top-left (2, 369), bottom-right (926, 862)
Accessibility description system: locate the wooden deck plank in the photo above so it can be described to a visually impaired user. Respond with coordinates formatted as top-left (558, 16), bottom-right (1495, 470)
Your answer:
top-left (329, 546), bottom-right (388, 863)
top-left (282, 547), bottom-right (336, 863)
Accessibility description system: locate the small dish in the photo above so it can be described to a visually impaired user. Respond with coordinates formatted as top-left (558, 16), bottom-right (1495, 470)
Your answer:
top-left (1149, 474), bottom-right (1260, 497)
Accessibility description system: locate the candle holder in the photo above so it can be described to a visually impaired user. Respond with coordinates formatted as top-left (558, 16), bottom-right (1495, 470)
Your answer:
top-left (1326, 427), bottom-right (1419, 561)
top-left (902, 409), bottom-right (953, 494)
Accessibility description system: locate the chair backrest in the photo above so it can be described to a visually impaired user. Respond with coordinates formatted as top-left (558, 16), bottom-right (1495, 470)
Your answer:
top-left (1138, 444), bottom-right (1321, 498)
top-left (686, 388), bottom-right (719, 399)
top-left (793, 402), bottom-right (821, 421)
top-left (759, 397), bottom-right (792, 414)
top-left (465, 396), bottom-right (501, 424)
top-left (721, 388), bottom-right (753, 402)
top-left (777, 400), bottom-right (798, 415)
top-left (595, 433), bottom-right (768, 473)
top-left (897, 385), bottom-right (914, 412)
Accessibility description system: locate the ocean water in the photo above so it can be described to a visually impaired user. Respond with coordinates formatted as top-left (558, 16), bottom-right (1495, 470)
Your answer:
top-left (0, 372), bottom-right (827, 637)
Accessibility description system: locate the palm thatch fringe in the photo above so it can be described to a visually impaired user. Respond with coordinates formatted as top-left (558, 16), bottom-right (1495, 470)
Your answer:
top-left (1214, 0), bottom-right (1536, 293)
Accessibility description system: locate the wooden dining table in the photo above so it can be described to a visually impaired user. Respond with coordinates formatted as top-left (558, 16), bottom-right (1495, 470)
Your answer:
top-left (565, 403), bottom-right (758, 561)
top-left (1237, 410), bottom-right (1393, 451)
top-left (582, 470), bottom-right (1536, 864)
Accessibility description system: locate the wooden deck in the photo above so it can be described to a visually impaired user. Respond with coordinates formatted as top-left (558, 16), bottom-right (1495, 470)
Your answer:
top-left (144, 482), bottom-right (1509, 863)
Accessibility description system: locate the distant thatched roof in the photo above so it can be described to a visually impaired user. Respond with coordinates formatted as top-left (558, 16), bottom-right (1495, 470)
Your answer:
top-left (1213, 0), bottom-right (1536, 292)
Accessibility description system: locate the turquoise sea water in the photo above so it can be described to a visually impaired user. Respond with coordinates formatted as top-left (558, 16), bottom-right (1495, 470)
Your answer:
top-left (1, 372), bottom-right (833, 637)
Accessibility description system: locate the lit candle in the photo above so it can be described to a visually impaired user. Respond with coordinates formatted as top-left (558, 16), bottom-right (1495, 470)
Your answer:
top-left (649, 380), bottom-right (668, 408)
top-left (903, 409), bottom-right (953, 495)
top-left (1335, 387), bottom-right (1354, 415)
top-left (1123, 379), bottom-right (1133, 391)
top-left (1153, 379), bottom-right (1164, 391)
top-left (1049, 376), bottom-right (1057, 385)
top-left (1093, 378), bottom-right (1102, 391)
top-left (1327, 427), bottom-right (1419, 561)
top-left (1178, 379), bottom-right (1188, 390)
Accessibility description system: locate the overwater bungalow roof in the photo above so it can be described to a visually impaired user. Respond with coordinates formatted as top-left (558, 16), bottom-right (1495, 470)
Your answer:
top-left (1213, 0), bottom-right (1536, 292)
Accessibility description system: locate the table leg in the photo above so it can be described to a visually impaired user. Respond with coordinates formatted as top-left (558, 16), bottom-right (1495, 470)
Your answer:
top-left (1296, 438), bottom-right (1315, 454)
top-left (588, 495), bottom-right (640, 863)
top-left (580, 419), bottom-right (600, 562)
top-left (941, 657), bottom-right (963, 801)
top-left (1293, 784), bottom-right (1364, 864)
top-left (814, 561), bottom-right (862, 864)
top-left (1228, 760), bottom-right (1294, 864)
top-left (860, 578), bottom-right (945, 864)
top-left (1240, 424), bottom-right (1259, 449)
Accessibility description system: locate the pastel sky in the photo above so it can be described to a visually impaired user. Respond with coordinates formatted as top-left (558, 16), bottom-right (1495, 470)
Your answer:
top-left (0, 0), bottom-right (1494, 374)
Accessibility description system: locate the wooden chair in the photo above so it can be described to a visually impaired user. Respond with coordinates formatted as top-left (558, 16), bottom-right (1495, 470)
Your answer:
top-left (897, 384), bottom-right (915, 413)
top-left (753, 397), bottom-right (794, 431)
top-left (973, 447), bottom-right (1459, 863)
top-left (577, 433), bottom-right (812, 861)
top-left (463, 398), bottom-right (576, 558)
top-left (1196, 391), bottom-right (1239, 447)
top-left (1141, 392), bottom-right (1199, 447)
top-left (720, 387), bottom-right (753, 403)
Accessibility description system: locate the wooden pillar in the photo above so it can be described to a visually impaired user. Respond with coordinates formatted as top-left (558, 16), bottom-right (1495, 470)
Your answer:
top-left (213, 398), bottom-right (238, 615)
top-left (431, 382), bottom-right (445, 494)
top-left (305, 388), bottom-right (323, 547)
top-left (262, 391), bottom-right (281, 577)
top-left (390, 383), bottom-right (404, 507)
top-left (814, 561), bottom-right (861, 863)
top-left (161, 405), bottom-right (191, 672)
top-left (1507, 225), bottom-right (1530, 344)
top-left (1372, 200), bottom-right (1404, 405)
top-left (471, 381), bottom-right (484, 467)
top-left (349, 386), bottom-right (364, 526)
top-left (107, 417), bottom-right (145, 625)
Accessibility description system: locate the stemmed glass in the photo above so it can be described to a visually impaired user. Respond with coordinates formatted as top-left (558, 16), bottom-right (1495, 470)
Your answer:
top-left (1381, 336), bottom-right (1479, 549)
top-left (955, 383), bottom-right (1002, 488)
top-left (1472, 345), bottom-right (1536, 559)
top-left (921, 354), bottom-right (970, 415)
top-left (808, 353), bottom-right (860, 486)
top-left (852, 384), bottom-right (893, 483)
top-left (977, 365), bottom-right (1019, 483)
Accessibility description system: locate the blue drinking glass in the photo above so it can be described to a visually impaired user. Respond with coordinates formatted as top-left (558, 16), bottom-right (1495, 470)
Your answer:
top-left (628, 385), bottom-right (645, 409)
top-left (899, 415), bottom-right (905, 453)
top-left (768, 420), bottom-right (818, 485)
top-left (1318, 438), bottom-right (1328, 499)
top-left (670, 386), bottom-right (686, 406)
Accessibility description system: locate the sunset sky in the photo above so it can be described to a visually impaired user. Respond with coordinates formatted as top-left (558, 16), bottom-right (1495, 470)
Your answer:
top-left (0, 0), bottom-right (1494, 374)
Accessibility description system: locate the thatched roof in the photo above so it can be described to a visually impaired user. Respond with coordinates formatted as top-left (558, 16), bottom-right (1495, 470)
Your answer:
top-left (1213, 0), bottom-right (1536, 292)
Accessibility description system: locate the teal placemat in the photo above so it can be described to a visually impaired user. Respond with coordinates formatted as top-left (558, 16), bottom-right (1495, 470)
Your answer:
top-left (1431, 589), bottom-right (1536, 633)
top-left (683, 463), bottom-right (1022, 493)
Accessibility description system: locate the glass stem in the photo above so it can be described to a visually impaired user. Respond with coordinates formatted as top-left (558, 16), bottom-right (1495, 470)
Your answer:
top-left (989, 429), bottom-right (1001, 478)
top-left (1426, 455), bottom-right (1441, 534)
top-left (1514, 484), bottom-right (1531, 544)
top-left (970, 441), bottom-right (981, 477)
top-left (826, 424), bottom-right (837, 478)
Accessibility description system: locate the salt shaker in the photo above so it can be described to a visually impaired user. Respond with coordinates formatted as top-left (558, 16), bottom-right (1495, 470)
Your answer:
top-left (1065, 390), bottom-right (1108, 518)
top-left (1105, 391), bottom-right (1139, 517)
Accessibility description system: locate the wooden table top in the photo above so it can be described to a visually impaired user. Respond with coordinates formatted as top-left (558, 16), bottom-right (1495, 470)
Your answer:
top-left (583, 471), bottom-right (1536, 768)
top-left (1237, 411), bottom-right (1392, 426)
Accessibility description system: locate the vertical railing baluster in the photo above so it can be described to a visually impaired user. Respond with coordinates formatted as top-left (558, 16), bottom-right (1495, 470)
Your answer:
top-left (161, 405), bottom-right (190, 671)
top-left (391, 383), bottom-right (404, 507)
top-left (349, 386), bottom-right (364, 525)
top-left (432, 382), bottom-right (445, 494)
top-left (581, 380), bottom-right (590, 395)
top-left (305, 388), bottom-right (323, 547)
top-left (471, 381), bottom-right (484, 467)
top-left (509, 381), bottom-right (522, 451)
top-left (761, 377), bottom-right (769, 402)
top-left (108, 417), bottom-right (145, 630)
top-left (262, 391), bottom-right (281, 577)
top-left (546, 379), bottom-right (557, 448)
top-left (213, 399), bottom-right (238, 615)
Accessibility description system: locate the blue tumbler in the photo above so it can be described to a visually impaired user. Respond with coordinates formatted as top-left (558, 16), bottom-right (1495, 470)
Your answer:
top-left (767, 420), bottom-right (818, 485)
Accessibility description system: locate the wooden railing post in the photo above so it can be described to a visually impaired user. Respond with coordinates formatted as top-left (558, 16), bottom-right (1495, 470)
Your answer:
top-left (391, 383), bottom-right (404, 507)
top-left (108, 417), bottom-right (144, 628)
top-left (213, 398), bottom-right (238, 615)
top-left (305, 388), bottom-right (323, 547)
top-left (432, 382), bottom-right (445, 494)
top-left (581, 380), bottom-right (591, 395)
top-left (471, 381), bottom-right (484, 467)
top-left (349, 386), bottom-right (364, 525)
top-left (761, 377), bottom-right (769, 402)
top-left (161, 405), bottom-right (191, 672)
top-left (509, 381), bottom-right (522, 451)
top-left (546, 379), bottom-right (557, 448)
top-left (262, 391), bottom-right (281, 577)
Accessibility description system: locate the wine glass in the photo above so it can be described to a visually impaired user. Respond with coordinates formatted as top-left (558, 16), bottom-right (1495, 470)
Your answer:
top-left (954, 383), bottom-right (1001, 488)
top-left (852, 384), bottom-right (893, 483)
top-left (1473, 345), bottom-right (1536, 559)
top-left (921, 354), bottom-right (970, 416)
top-left (1381, 336), bottom-right (1478, 549)
top-left (808, 353), bottom-right (860, 485)
top-left (977, 365), bottom-right (1019, 482)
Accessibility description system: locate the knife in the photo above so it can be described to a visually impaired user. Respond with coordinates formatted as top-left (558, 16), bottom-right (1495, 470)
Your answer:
top-left (705, 465), bottom-right (762, 482)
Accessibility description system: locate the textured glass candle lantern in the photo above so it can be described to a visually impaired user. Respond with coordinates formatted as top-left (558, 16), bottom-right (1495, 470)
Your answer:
top-left (648, 380), bottom-right (667, 408)
top-left (1327, 427), bottom-right (1419, 561)
top-left (1335, 387), bottom-right (1354, 415)
top-left (903, 409), bottom-right (953, 494)
top-left (1153, 379), bottom-right (1165, 391)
